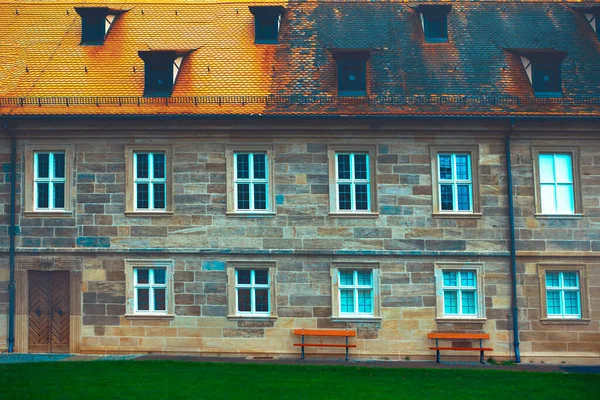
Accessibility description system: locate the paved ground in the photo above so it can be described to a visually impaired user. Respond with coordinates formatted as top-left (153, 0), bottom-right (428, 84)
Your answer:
top-left (1, 352), bottom-right (598, 374)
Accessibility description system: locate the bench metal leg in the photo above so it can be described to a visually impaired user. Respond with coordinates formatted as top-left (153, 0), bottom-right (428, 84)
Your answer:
top-left (436, 339), bottom-right (440, 363)
top-left (301, 334), bottom-right (305, 360)
top-left (345, 336), bottom-right (349, 361)
top-left (480, 339), bottom-right (484, 364)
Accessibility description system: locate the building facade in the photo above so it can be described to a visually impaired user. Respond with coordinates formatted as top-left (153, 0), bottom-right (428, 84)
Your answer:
top-left (0, 1), bottom-right (599, 363)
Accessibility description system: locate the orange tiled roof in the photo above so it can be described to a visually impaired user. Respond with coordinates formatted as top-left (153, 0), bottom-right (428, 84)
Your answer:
top-left (1, 0), bottom-right (599, 117)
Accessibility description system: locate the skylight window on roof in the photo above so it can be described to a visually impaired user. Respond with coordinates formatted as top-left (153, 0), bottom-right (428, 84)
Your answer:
top-left (417, 5), bottom-right (451, 43)
top-left (249, 6), bottom-right (285, 44)
top-left (332, 50), bottom-right (371, 97)
top-left (75, 7), bottom-right (122, 45)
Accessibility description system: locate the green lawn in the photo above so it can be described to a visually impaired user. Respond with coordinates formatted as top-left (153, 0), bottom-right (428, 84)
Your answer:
top-left (0, 361), bottom-right (598, 400)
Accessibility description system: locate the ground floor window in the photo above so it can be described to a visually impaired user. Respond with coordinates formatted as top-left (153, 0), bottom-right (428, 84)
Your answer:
top-left (434, 263), bottom-right (486, 320)
top-left (227, 262), bottom-right (277, 319)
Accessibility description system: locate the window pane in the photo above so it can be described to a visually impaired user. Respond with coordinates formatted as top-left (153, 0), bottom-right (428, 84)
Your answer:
top-left (354, 154), bottom-right (367, 180)
top-left (356, 271), bottom-right (372, 286)
top-left (254, 269), bottom-right (269, 285)
top-left (37, 153), bottom-right (50, 178)
top-left (443, 271), bottom-right (457, 287)
top-left (53, 183), bottom-right (65, 209)
top-left (455, 155), bottom-right (470, 180)
top-left (546, 272), bottom-right (560, 287)
top-left (337, 154), bottom-right (351, 180)
top-left (137, 289), bottom-right (149, 311)
top-left (355, 184), bottom-right (369, 211)
top-left (339, 271), bottom-right (354, 286)
top-left (53, 153), bottom-right (65, 178)
top-left (340, 289), bottom-right (354, 313)
top-left (457, 184), bottom-right (471, 211)
top-left (137, 183), bottom-right (149, 209)
top-left (554, 154), bottom-right (572, 183)
top-left (137, 269), bottom-right (149, 284)
top-left (136, 153), bottom-right (149, 179)
top-left (237, 183), bottom-right (250, 210)
top-left (153, 183), bottom-right (166, 209)
top-left (236, 154), bottom-right (249, 179)
top-left (460, 271), bottom-right (476, 287)
top-left (338, 184), bottom-right (351, 210)
top-left (563, 291), bottom-right (580, 315)
top-left (255, 289), bottom-right (269, 312)
top-left (556, 184), bottom-right (574, 214)
top-left (237, 270), bottom-right (251, 285)
top-left (440, 184), bottom-right (454, 211)
top-left (357, 289), bottom-right (372, 313)
top-left (438, 155), bottom-right (452, 180)
top-left (540, 184), bottom-right (557, 214)
top-left (443, 291), bottom-right (458, 314)
top-left (538, 154), bottom-right (555, 183)
top-left (562, 272), bottom-right (578, 288)
top-left (154, 289), bottom-right (166, 311)
top-left (253, 154), bottom-right (266, 179)
top-left (153, 153), bottom-right (165, 179)
top-left (37, 182), bottom-right (49, 208)
top-left (254, 183), bottom-right (267, 210)
top-left (237, 289), bottom-right (251, 312)
top-left (153, 269), bottom-right (166, 284)
top-left (546, 291), bottom-right (561, 315)
top-left (461, 291), bottom-right (477, 315)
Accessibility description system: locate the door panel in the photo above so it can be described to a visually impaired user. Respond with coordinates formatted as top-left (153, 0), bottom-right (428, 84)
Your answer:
top-left (28, 271), bottom-right (70, 353)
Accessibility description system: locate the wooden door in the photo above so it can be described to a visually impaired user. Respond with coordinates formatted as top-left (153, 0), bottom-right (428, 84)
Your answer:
top-left (28, 271), bottom-right (70, 353)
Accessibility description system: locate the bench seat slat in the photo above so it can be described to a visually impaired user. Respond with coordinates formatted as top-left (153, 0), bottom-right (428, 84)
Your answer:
top-left (428, 333), bottom-right (489, 340)
top-left (293, 329), bottom-right (356, 337)
top-left (429, 347), bottom-right (493, 351)
top-left (294, 344), bottom-right (357, 348)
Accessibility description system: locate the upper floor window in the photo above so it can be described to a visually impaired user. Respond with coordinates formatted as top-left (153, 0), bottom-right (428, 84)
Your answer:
top-left (418, 5), bottom-right (451, 43)
top-left (336, 153), bottom-right (370, 212)
top-left (125, 145), bottom-right (172, 215)
top-left (226, 146), bottom-right (274, 215)
top-left (249, 6), bottom-right (285, 44)
top-left (34, 152), bottom-right (66, 211)
top-left (332, 50), bottom-right (371, 97)
top-left (532, 147), bottom-right (582, 217)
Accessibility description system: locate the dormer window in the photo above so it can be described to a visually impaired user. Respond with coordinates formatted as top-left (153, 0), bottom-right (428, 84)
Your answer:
top-left (249, 6), bottom-right (285, 44)
top-left (332, 50), bottom-right (371, 97)
top-left (513, 50), bottom-right (567, 97)
top-left (417, 5), bottom-right (451, 43)
top-left (583, 7), bottom-right (600, 40)
top-left (75, 7), bottom-right (124, 45)
top-left (138, 50), bottom-right (194, 97)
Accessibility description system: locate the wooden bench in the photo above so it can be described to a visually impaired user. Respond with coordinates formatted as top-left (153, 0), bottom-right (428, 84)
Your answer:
top-left (293, 329), bottom-right (357, 361)
top-left (428, 332), bottom-right (493, 364)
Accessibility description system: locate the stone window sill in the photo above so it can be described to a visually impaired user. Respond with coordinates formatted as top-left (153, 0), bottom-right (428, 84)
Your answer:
top-left (540, 318), bottom-right (590, 325)
top-left (226, 212), bottom-right (276, 218)
top-left (436, 318), bottom-right (487, 324)
top-left (124, 314), bottom-right (175, 320)
top-left (432, 213), bottom-right (482, 219)
top-left (329, 213), bottom-right (379, 219)
top-left (227, 315), bottom-right (277, 321)
top-left (534, 213), bottom-right (584, 220)
top-left (331, 317), bottom-right (382, 323)
top-left (124, 212), bottom-right (174, 217)
top-left (23, 211), bottom-right (73, 218)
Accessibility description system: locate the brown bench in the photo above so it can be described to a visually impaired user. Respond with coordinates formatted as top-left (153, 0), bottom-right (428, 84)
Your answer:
top-left (293, 329), bottom-right (357, 361)
top-left (428, 332), bottom-right (493, 364)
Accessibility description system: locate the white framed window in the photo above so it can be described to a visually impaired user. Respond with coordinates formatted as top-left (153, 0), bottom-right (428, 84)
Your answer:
top-left (434, 263), bottom-right (485, 321)
top-left (34, 152), bottom-right (66, 210)
top-left (437, 153), bottom-right (472, 213)
top-left (338, 270), bottom-right (374, 317)
top-left (133, 268), bottom-right (168, 314)
top-left (227, 262), bottom-right (277, 319)
top-left (335, 153), bottom-right (370, 212)
top-left (133, 152), bottom-right (167, 211)
top-left (441, 270), bottom-right (477, 317)
top-left (545, 271), bottom-right (581, 319)
top-left (538, 153), bottom-right (574, 214)
top-left (234, 152), bottom-right (269, 212)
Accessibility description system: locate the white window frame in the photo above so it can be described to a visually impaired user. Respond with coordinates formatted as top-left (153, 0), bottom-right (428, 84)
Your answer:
top-left (338, 269), bottom-right (374, 317)
top-left (545, 271), bottom-right (581, 319)
top-left (441, 270), bottom-right (478, 318)
top-left (133, 151), bottom-right (167, 211)
top-left (334, 152), bottom-right (371, 213)
top-left (434, 263), bottom-right (486, 322)
top-left (330, 263), bottom-right (381, 322)
top-left (33, 151), bottom-right (66, 211)
top-left (124, 259), bottom-right (174, 318)
top-left (233, 152), bottom-right (269, 212)
top-left (133, 267), bottom-right (168, 315)
top-left (437, 153), bottom-right (473, 213)
top-left (538, 153), bottom-right (575, 215)
top-left (234, 269), bottom-right (271, 317)
top-left (226, 262), bottom-right (277, 319)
